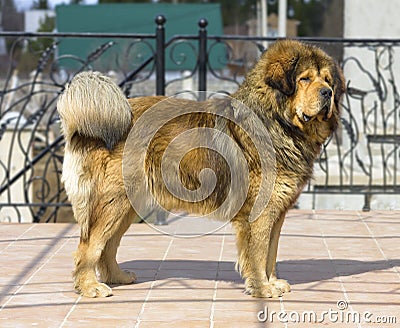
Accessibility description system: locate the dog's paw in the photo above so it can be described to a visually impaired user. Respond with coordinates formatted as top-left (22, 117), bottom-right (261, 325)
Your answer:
top-left (77, 282), bottom-right (113, 298)
top-left (270, 278), bottom-right (291, 294)
top-left (244, 278), bottom-right (282, 298)
top-left (107, 270), bottom-right (137, 285)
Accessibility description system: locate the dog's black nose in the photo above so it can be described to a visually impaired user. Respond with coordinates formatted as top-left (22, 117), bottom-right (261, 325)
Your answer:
top-left (320, 88), bottom-right (333, 99)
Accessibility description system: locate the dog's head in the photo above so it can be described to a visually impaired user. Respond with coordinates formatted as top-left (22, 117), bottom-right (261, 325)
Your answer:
top-left (253, 40), bottom-right (346, 143)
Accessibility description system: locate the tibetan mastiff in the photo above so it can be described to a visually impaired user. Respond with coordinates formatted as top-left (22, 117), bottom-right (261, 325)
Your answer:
top-left (58, 40), bottom-right (345, 298)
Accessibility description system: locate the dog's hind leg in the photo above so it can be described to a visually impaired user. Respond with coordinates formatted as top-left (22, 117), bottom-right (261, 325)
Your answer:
top-left (73, 194), bottom-right (132, 298)
top-left (266, 213), bottom-right (291, 294)
top-left (73, 236), bottom-right (113, 298)
top-left (97, 209), bottom-right (137, 285)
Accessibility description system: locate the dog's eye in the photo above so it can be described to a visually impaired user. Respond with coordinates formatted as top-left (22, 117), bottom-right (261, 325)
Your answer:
top-left (299, 77), bottom-right (311, 82)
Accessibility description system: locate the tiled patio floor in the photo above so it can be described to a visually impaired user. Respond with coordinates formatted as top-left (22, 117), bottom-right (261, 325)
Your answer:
top-left (0, 210), bottom-right (399, 327)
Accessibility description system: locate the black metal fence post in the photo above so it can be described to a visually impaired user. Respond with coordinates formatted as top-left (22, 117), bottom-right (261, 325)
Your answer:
top-left (198, 18), bottom-right (208, 95)
top-left (155, 15), bottom-right (166, 96)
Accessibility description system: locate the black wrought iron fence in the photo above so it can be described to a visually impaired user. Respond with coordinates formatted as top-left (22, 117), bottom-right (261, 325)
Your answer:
top-left (0, 16), bottom-right (399, 222)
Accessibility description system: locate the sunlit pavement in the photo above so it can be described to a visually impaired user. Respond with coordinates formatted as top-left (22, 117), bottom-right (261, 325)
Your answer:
top-left (0, 210), bottom-right (399, 327)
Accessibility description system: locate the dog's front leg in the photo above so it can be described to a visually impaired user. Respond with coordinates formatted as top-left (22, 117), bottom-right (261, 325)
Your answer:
top-left (233, 213), bottom-right (282, 298)
top-left (266, 213), bottom-right (291, 294)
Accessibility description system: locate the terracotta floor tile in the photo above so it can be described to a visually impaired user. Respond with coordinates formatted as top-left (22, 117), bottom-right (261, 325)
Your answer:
top-left (346, 291), bottom-right (400, 305)
top-left (213, 322), bottom-right (285, 328)
top-left (212, 309), bottom-right (262, 322)
top-left (62, 318), bottom-right (135, 327)
top-left (1, 210), bottom-right (399, 326)
top-left (148, 288), bottom-right (214, 300)
top-left (360, 211), bottom-right (400, 222)
top-left (139, 320), bottom-right (210, 328)
top-left (0, 318), bottom-right (64, 328)
top-left (67, 301), bottom-right (144, 320)
top-left (151, 278), bottom-right (216, 289)
top-left (0, 305), bottom-right (71, 321)
top-left (283, 290), bottom-right (345, 304)
top-left (159, 259), bottom-right (220, 271)
top-left (139, 308), bottom-right (210, 321)
top-left (213, 299), bottom-right (279, 312)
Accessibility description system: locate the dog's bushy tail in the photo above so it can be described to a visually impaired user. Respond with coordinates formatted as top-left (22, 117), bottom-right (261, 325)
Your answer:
top-left (57, 71), bottom-right (132, 149)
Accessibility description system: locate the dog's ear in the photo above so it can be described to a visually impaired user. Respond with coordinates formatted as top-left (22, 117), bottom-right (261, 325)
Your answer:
top-left (264, 55), bottom-right (299, 96)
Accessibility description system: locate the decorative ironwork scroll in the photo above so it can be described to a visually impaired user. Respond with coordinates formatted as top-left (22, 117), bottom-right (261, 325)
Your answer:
top-left (1, 22), bottom-right (399, 222)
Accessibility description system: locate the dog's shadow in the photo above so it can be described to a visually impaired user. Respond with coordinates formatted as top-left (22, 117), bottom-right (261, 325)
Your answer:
top-left (120, 259), bottom-right (400, 285)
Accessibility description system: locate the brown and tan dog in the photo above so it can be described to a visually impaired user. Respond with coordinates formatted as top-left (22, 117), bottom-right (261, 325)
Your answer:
top-left (58, 40), bottom-right (345, 298)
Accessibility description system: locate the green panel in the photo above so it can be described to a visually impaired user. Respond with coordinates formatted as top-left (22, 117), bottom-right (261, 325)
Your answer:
top-left (56, 4), bottom-right (225, 71)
